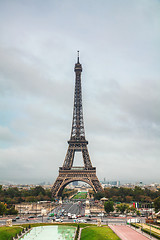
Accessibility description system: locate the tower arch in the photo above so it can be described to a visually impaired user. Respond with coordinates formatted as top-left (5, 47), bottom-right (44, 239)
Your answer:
top-left (56, 178), bottom-right (96, 197)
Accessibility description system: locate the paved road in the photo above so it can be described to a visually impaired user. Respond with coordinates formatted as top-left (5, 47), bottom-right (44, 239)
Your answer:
top-left (0, 201), bottom-right (144, 227)
top-left (109, 225), bottom-right (150, 240)
top-left (0, 216), bottom-right (141, 226)
top-left (52, 202), bottom-right (85, 217)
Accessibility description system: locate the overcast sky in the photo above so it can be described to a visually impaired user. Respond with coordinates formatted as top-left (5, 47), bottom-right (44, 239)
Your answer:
top-left (0, 0), bottom-right (160, 185)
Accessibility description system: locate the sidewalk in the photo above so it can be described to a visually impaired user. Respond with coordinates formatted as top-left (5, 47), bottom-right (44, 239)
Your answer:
top-left (129, 224), bottom-right (158, 240)
top-left (109, 224), bottom-right (157, 240)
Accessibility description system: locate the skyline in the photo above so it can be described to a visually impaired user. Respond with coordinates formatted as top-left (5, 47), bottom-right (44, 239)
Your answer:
top-left (0, 0), bottom-right (160, 185)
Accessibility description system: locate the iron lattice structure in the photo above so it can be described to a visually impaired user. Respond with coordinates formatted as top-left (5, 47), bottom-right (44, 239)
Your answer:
top-left (52, 52), bottom-right (103, 197)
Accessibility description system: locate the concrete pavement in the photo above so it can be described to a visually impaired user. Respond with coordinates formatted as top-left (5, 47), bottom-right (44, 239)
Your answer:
top-left (109, 225), bottom-right (151, 240)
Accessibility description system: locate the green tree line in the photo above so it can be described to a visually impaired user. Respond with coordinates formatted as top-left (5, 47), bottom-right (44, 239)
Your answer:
top-left (0, 185), bottom-right (52, 205)
top-left (0, 185), bottom-right (76, 215)
top-left (0, 185), bottom-right (76, 205)
top-left (94, 186), bottom-right (160, 203)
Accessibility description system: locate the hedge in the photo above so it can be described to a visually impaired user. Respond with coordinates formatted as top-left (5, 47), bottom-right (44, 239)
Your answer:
top-left (141, 228), bottom-right (160, 239)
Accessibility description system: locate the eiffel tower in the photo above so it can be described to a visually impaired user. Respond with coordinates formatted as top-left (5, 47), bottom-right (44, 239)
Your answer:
top-left (52, 52), bottom-right (103, 197)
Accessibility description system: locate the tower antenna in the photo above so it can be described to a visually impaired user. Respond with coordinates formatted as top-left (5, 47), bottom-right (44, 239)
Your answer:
top-left (77, 50), bottom-right (79, 63)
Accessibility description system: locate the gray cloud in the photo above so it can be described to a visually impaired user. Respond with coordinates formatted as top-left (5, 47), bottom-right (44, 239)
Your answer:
top-left (0, 0), bottom-right (160, 185)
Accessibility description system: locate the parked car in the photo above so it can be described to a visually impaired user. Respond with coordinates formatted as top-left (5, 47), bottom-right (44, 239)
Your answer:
top-left (55, 218), bottom-right (63, 222)
top-left (114, 214), bottom-right (119, 217)
top-left (86, 218), bottom-right (92, 221)
top-left (98, 213), bottom-right (104, 217)
top-left (49, 213), bottom-right (54, 217)
top-left (79, 219), bottom-right (87, 223)
top-left (74, 219), bottom-right (80, 223)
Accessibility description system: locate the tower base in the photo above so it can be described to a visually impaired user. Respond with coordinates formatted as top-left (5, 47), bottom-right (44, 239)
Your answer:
top-left (52, 167), bottom-right (103, 197)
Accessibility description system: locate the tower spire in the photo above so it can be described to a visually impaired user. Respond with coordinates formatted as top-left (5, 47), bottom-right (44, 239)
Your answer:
top-left (71, 50), bottom-right (84, 140)
top-left (77, 50), bottom-right (79, 63)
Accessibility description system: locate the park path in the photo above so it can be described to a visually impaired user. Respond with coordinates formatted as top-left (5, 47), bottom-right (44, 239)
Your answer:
top-left (109, 225), bottom-right (149, 240)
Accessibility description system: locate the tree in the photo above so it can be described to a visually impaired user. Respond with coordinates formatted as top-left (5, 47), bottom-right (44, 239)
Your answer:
top-left (130, 206), bottom-right (136, 214)
top-left (94, 192), bottom-right (105, 200)
top-left (136, 210), bottom-right (140, 216)
top-left (0, 202), bottom-right (7, 215)
top-left (25, 196), bottom-right (36, 202)
top-left (133, 187), bottom-right (144, 202)
top-left (6, 187), bottom-right (21, 198)
top-left (31, 186), bottom-right (46, 196)
top-left (116, 203), bottom-right (129, 214)
top-left (125, 196), bottom-right (133, 203)
top-left (6, 206), bottom-right (18, 215)
top-left (104, 200), bottom-right (114, 214)
top-left (154, 196), bottom-right (160, 213)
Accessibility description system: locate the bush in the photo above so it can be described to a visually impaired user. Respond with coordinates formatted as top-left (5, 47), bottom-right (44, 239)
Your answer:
top-left (15, 233), bottom-right (18, 239)
top-left (75, 224), bottom-right (80, 240)
top-left (141, 228), bottom-right (160, 239)
top-left (130, 223), bottom-right (140, 229)
top-left (6, 206), bottom-right (18, 215)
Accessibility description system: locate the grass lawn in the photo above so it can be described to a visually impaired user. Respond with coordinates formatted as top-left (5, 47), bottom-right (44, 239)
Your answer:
top-left (19, 222), bottom-right (95, 228)
top-left (0, 226), bottom-right (22, 240)
top-left (80, 226), bottom-right (121, 240)
top-left (72, 192), bottom-right (87, 199)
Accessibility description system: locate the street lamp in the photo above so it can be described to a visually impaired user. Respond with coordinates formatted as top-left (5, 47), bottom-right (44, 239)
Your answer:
top-left (150, 223), bottom-right (152, 239)
top-left (149, 202), bottom-right (153, 239)
top-left (20, 202), bottom-right (21, 217)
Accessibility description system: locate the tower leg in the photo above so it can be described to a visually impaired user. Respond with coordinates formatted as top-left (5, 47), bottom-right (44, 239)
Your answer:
top-left (52, 178), bottom-right (63, 197)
